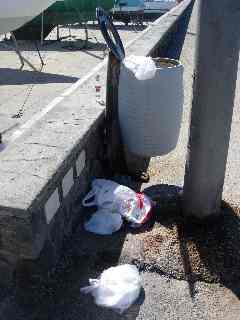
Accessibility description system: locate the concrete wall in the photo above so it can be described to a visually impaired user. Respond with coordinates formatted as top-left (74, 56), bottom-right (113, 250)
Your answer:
top-left (0, 0), bottom-right (193, 283)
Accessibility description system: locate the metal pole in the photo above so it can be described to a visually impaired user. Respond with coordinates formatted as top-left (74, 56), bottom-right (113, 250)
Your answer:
top-left (183, 0), bottom-right (240, 218)
top-left (41, 12), bottom-right (44, 46)
top-left (11, 32), bottom-right (38, 72)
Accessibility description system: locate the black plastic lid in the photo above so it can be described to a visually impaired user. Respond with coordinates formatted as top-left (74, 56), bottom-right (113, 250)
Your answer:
top-left (96, 7), bottom-right (125, 61)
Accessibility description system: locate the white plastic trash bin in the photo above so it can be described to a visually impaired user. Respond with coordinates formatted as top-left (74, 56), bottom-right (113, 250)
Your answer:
top-left (118, 58), bottom-right (184, 157)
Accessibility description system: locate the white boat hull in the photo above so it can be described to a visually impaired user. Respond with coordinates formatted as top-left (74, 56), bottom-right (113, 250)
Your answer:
top-left (144, 0), bottom-right (176, 13)
top-left (0, 0), bottom-right (56, 35)
top-left (113, 6), bottom-right (144, 13)
top-left (113, 1), bottom-right (176, 15)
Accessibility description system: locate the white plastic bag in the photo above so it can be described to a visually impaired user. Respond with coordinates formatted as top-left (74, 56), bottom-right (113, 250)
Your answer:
top-left (82, 179), bottom-right (153, 227)
top-left (123, 55), bottom-right (157, 80)
top-left (81, 264), bottom-right (141, 314)
top-left (82, 179), bottom-right (136, 210)
top-left (84, 210), bottom-right (123, 235)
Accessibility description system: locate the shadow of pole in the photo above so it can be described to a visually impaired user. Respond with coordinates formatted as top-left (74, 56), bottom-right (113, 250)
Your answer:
top-left (177, 223), bottom-right (196, 300)
top-left (143, 184), bottom-right (240, 301)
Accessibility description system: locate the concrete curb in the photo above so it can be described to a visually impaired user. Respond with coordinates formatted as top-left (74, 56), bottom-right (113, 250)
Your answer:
top-left (0, 0), bottom-right (194, 282)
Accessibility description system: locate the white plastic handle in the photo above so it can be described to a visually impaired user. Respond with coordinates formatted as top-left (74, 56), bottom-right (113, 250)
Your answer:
top-left (82, 189), bottom-right (97, 207)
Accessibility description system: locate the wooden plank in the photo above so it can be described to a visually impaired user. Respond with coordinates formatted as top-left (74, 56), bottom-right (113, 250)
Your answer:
top-left (105, 52), bottom-right (128, 175)
top-left (105, 52), bottom-right (150, 182)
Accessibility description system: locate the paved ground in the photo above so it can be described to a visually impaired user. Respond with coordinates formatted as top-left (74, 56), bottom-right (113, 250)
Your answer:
top-left (0, 2), bottom-right (239, 319)
top-left (145, 0), bottom-right (198, 189)
top-left (146, 0), bottom-right (240, 207)
top-left (224, 52), bottom-right (240, 205)
top-left (0, 22), bottom-right (146, 141)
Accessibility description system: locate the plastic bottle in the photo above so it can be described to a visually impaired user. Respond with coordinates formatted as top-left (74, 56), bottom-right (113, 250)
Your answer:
top-left (95, 74), bottom-right (101, 102)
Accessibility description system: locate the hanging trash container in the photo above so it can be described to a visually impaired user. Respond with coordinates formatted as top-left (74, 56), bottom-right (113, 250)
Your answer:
top-left (118, 57), bottom-right (184, 157)
top-left (96, 8), bottom-right (184, 158)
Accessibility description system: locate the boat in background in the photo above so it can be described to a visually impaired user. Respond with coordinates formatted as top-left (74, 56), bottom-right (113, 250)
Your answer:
top-left (113, 0), bottom-right (145, 13)
top-left (13, 0), bottom-right (113, 40)
top-left (112, 0), bottom-right (145, 25)
top-left (112, 0), bottom-right (177, 23)
top-left (144, 0), bottom-right (176, 15)
top-left (0, 0), bottom-right (56, 35)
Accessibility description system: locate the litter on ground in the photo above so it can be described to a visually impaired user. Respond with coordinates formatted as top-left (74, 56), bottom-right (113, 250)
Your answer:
top-left (82, 179), bottom-right (153, 234)
top-left (81, 264), bottom-right (141, 314)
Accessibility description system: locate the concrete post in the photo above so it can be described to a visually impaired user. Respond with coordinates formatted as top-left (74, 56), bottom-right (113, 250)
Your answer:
top-left (183, 0), bottom-right (240, 218)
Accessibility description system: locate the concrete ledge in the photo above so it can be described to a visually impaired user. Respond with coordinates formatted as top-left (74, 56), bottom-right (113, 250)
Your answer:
top-left (0, 0), bottom-right (194, 280)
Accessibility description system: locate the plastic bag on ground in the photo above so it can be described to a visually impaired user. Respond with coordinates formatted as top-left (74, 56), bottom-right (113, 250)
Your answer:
top-left (82, 179), bottom-right (136, 210)
top-left (81, 264), bottom-right (141, 314)
top-left (123, 55), bottom-right (157, 80)
top-left (124, 192), bottom-right (153, 227)
top-left (84, 209), bottom-right (123, 235)
top-left (82, 179), bottom-right (153, 228)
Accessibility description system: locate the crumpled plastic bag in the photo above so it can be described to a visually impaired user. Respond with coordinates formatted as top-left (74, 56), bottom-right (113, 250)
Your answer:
top-left (123, 55), bottom-right (157, 80)
top-left (123, 192), bottom-right (153, 227)
top-left (82, 179), bottom-right (153, 228)
top-left (81, 264), bottom-right (141, 314)
top-left (82, 179), bottom-right (135, 210)
top-left (84, 209), bottom-right (123, 235)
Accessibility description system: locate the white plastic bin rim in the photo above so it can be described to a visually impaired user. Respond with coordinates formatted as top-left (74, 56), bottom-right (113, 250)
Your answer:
top-left (152, 57), bottom-right (182, 70)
